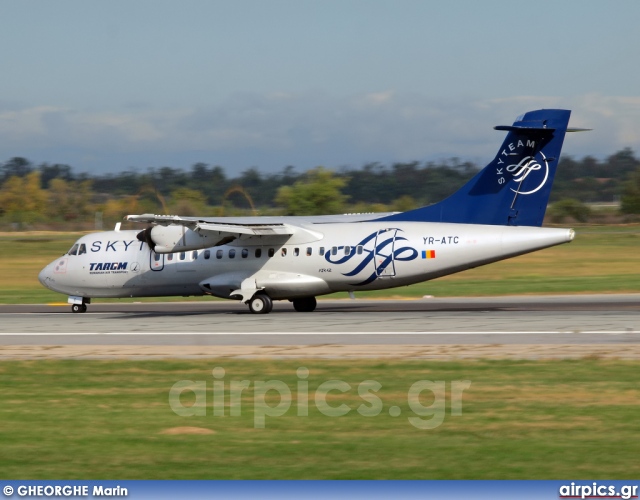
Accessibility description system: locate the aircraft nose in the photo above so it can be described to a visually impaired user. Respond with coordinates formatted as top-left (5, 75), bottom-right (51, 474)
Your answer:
top-left (38, 264), bottom-right (52, 288)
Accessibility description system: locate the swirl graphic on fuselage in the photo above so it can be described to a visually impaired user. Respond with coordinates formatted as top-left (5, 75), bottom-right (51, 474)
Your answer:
top-left (324, 229), bottom-right (418, 286)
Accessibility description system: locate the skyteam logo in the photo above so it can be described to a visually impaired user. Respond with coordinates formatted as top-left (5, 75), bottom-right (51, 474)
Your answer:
top-left (325, 229), bottom-right (418, 286)
top-left (507, 151), bottom-right (550, 195)
top-left (495, 139), bottom-right (551, 196)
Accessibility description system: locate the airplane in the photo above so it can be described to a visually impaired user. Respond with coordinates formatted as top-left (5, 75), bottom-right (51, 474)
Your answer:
top-left (39, 109), bottom-right (587, 314)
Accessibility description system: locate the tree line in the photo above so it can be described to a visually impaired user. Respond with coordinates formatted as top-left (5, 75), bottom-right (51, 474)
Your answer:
top-left (1, 148), bottom-right (640, 228)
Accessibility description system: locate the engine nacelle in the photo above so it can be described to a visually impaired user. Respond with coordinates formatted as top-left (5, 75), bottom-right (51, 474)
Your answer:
top-left (137, 224), bottom-right (235, 253)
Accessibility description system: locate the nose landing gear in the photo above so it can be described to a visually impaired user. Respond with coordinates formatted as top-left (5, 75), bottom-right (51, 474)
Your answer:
top-left (71, 303), bottom-right (87, 313)
top-left (68, 296), bottom-right (90, 313)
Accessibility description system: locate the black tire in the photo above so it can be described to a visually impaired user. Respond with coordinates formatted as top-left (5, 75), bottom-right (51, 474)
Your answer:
top-left (249, 293), bottom-right (273, 314)
top-left (72, 303), bottom-right (88, 313)
top-left (293, 296), bottom-right (317, 312)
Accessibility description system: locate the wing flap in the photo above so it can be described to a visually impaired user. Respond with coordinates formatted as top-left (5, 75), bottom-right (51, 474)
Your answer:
top-left (196, 222), bottom-right (294, 236)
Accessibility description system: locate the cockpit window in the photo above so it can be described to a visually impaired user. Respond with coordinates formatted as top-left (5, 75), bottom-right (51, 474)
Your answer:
top-left (68, 244), bottom-right (79, 255)
top-left (78, 244), bottom-right (87, 255)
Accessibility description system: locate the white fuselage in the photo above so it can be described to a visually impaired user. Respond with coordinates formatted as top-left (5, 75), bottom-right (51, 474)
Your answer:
top-left (39, 222), bottom-right (574, 301)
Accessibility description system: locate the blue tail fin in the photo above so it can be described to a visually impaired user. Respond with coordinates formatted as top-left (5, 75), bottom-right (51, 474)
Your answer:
top-left (376, 109), bottom-right (572, 227)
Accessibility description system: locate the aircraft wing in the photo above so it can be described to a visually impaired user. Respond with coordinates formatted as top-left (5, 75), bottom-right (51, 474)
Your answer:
top-left (125, 214), bottom-right (295, 236)
top-left (125, 214), bottom-right (317, 252)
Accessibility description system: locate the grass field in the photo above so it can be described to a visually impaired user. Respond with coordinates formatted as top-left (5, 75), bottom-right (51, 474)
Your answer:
top-left (1, 358), bottom-right (639, 479)
top-left (0, 224), bottom-right (639, 304)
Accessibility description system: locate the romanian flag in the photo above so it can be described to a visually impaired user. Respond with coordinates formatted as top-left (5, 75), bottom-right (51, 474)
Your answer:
top-left (422, 250), bottom-right (436, 259)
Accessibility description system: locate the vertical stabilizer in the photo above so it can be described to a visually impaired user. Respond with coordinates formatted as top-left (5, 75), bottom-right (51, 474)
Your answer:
top-left (376, 109), bottom-right (571, 227)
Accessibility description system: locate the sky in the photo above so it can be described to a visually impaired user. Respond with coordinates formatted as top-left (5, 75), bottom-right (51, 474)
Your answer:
top-left (1, 0), bottom-right (639, 176)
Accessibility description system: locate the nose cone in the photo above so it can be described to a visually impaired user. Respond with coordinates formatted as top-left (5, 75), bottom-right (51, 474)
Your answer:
top-left (38, 260), bottom-right (72, 295)
top-left (38, 264), bottom-right (52, 288)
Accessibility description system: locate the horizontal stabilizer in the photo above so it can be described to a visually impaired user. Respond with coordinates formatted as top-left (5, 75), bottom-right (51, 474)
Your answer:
top-left (493, 125), bottom-right (556, 132)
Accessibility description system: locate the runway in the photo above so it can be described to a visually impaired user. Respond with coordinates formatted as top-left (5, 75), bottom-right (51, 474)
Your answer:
top-left (0, 295), bottom-right (639, 359)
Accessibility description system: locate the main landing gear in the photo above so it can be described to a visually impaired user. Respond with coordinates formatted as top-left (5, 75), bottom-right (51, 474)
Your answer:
top-left (248, 293), bottom-right (273, 314)
top-left (69, 296), bottom-right (90, 313)
top-left (292, 296), bottom-right (317, 312)
top-left (246, 294), bottom-right (317, 314)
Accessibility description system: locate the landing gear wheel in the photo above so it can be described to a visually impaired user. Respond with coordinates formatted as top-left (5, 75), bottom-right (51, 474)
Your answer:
top-left (248, 293), bottom-right (273, 314)
top-left (71, 303), bottom-right (87, 313)
top-left (293, 296), bottom-right (317, 312)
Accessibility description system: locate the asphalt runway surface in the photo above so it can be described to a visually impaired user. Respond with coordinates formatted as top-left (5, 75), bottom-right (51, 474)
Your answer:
top-left (0, 296), bottom-right (638, 354)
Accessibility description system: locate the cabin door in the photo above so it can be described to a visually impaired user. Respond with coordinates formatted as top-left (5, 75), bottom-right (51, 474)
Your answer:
top-left (374, 228), bottom-right (397, 277)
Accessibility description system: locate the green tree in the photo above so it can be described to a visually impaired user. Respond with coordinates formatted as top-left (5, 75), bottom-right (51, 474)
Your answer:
top-left (168, 187), bottom-right (209, 216)
top-left (39, 163), bottom-right (74, 188)
top-left (102, 196), bottom-right (144, 225)
top-left (275, 167), bottom-right (348, 215)
top-left (621, 167), bottom-right (640, 214)
top-left (1, 157), bottom-right (32, 184)
top-left (548, 198), bottom-right (592, 223)
top-left (392, 195), bottom-right (418, 213)
top-left (0, 171), bottom-right (48, 226)
top-left (48, 178), bottom-right (94, 220)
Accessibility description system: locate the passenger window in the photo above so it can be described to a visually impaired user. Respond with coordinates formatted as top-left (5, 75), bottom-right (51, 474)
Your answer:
top-left (179, 252), bottom-right (186, 261)
top-left (268, 248), bottom-right (274, 258)
top-left (78, 244), bottom-right (87, 255)
top-left (306, 247), bottom-right (312, 256)
top-left (68, 244), bottom-right (79, 256)
top-left (167, 254), bottom-right (174, 261)
top-left (357, 245), bottom-right (363, 255)
top-left (229, 249), bottom-right (236, 259)
top-left (319, 246), bottom-right (325, 256)
top-left (294, 248), bottom-right (299, 257)
top-left (242, 248), bottom-right (248, 258)
top-left (154, 253), bottom-right (161, 262)
top-left (255, 248), bottom-right (262, 258)
top-left (204, 250), bottom-right (210, 260)
top-left (331, 247), bottom-right (337, 256)
top-left (281, 248), bottom-right (287, 257)
top-left (344, 246), bottom-right (351, 256)
top-left (216, 249), bottom-right (223, 259)
top-left (192, 251), bottom-right (198, 260)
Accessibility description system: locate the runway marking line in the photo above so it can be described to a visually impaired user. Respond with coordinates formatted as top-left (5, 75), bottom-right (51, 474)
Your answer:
top-left (0, 331), bottom-right (637, 335)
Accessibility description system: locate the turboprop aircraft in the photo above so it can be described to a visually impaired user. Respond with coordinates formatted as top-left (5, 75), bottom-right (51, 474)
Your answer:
top-left (39, 109), bottom-right (586, 314)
